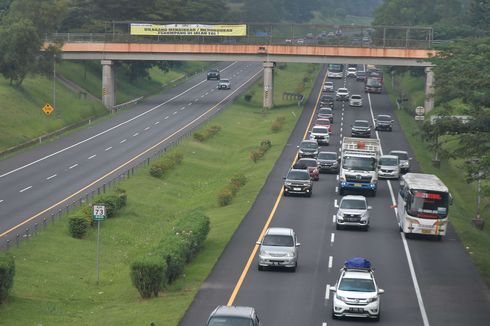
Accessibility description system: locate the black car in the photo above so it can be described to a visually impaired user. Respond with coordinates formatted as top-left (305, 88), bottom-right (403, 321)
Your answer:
top-left (317, 151), bottom-right (340, 173)
top-left (351, 120), bottom-right (372, 138)
top-left (207, 69), bottom-right (220, 80)
top-left (283, 169), bottom-right (313, 197)
top-left (320, 94), bottom-right (334, 107)
top-left (374, 114), bottom-right (393, 131)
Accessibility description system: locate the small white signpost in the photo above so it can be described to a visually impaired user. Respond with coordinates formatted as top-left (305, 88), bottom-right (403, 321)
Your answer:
top-left (92, 205), bottom-right (106, 285)
top-left (415, 106), bottom-right (425, 121)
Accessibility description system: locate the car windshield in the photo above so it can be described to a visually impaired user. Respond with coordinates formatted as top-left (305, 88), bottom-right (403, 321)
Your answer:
top-left (220, 79), bottom-right (229, 83)
top-left (319, 108), bottom-right (332, 115)
top-left (379, 157), bottom-right (398, 166)
top-left (351, 95), bottom-right (361, 100)
top-left (297, 159), bottom-right (317, 167)
top-left (321, 96), bottom-right (333, 101)
top-left (207, 316), bottom-right (254, 326)
top-left (340, 199), bottom-right (366, 209)
top-left (343, 156), bottom-right (376, 171)
top-left (339, 278), bottom-right (376, 292)
top-left (354, 121), bottom-right (369, 127)
top-left (287, 170), bottom-right (309, 180)
top-left (338, 89), bottom-right (348, 93)
top-left (262, 234), bottom-right (294, 247)
top-left (391, 152), bottom-right (409, 160)
top-left (312, 127), bottom-right (328, 133)
top-left (377, 115), bottom-right (391, 121)
top-left (209, 69), bottom-right (219, 73)
top-left (325, 82), bottom-right (333, 86)
top-left (300, 142), bottom-right (318, 149)
top-left (318, 152), bottom-right (337, 160)
top-left (357, 71), bottom-right (365, 76)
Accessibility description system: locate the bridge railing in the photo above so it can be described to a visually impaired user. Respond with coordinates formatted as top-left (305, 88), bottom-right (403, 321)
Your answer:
top-left (47, 23), bottom-right (435, 49)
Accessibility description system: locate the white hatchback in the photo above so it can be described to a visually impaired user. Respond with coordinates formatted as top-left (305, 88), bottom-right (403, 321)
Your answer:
top-left (349, 94), bottom-right (363, 107)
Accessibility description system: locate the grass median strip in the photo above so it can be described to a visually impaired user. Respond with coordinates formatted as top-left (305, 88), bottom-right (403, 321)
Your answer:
top-left (0, 63), bottom-right (320, 325)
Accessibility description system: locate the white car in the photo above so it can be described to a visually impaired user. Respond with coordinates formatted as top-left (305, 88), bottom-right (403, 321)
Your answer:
top-left (322, 81), bottom-right (334, 92)
top-left (309, 125), bottom-right (330, 145)
top-left (346, 67), bottom-right (357, 77)
top-left (257, 227), bottom-right (300, 272)
top-left (389, 150), bottom-right (412, 173)
top-left (378, 155), bottom-right (400, 179)
top-left (331, 258), bottom-right (384, 321)
top-left (336, 195), bottom-right (371, 230)
top-left (349, 94), bottom-right (363, 107)
top-left (336, 88), bottom-right (349, 101)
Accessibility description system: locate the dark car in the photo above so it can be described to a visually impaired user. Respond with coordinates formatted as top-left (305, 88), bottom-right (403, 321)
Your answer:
top-left (283, 168), bottom-right (313, 197)
top-left (297, 140), bottom-right (319, 159)
top-left (293, 158), bottom-right (320, 181)
top-left (317, 107), bottom-right (333, 123)
top-left (351, 120), bottom-right (372, 138)
top-left (317, 151), bottom-right (340, 173)
top-left (374, 114), bottom-right (393, 131)
top-left (207, 69), bottom-right (220, 80)
top-left (320, 94), bottom-right (335, 107)
top-left (356, 71), bottom-right (366, 81)
top-left (206, 305), bottom-right (262, 326)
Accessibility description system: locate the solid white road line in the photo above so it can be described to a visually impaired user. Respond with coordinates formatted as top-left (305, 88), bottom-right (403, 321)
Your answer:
top-left (367, 89), bottom-right (430, 326)
top-left (88, 155), bottom-right (96, 160)
top-left (328, 256), bottom-right (333, 269)
top-left (19, 186), bottom-right (32, 193)
top-left (105, 147), bottom-right (112, 151)
top-left (46, 174), bottom-right (57, 180)
top-left (120, 139), bottom-right (127, 144)
top-left (0, 61), bottom-right (240, 180)
top-left (68, 164), bottom-right (78, 170)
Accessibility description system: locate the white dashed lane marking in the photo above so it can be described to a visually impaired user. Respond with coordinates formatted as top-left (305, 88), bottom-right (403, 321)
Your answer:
top-left (0, 199), bottom-right (4, 204)
top-left (120, 139), bottom-right (127, 144)
top-left (144, 126), bottom-right (150, 131)
top-left (133, 132), bottom-right (139, 136)
top-left (88, 154), bottom-right (96, 160)
top-left (180, 107), bottom-right (185, 111)
top-left (105, 147), bottom-right (112, 151)
top-left (164, 116), bottom-right (169, 120)
top-left (154, 121), bottom-right (160, 125)
top-left (68, 164), bottom-right (78, 170)
top-left (331, 233), bottom-right (335, 245)
top-left (332, 214), bottom-right (336, 223)
top-left (46, 174), bottom-right (57, 180)
top-left (19, 186), bottom-right (32, 193)
top-left (173, 111), bottom-right (178, 115)
top-left (328, 256), bottom-right (333, 269)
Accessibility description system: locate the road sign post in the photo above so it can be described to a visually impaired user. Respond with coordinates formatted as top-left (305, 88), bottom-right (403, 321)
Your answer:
top-left (415, 106), bottom-right (425, 122)
top-left (93, 205), bottom-right (106, 285)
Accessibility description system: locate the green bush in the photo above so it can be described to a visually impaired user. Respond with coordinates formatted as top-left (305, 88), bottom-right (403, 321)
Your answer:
top-left (130, 256), bottom-right (167, 298)
top-left (156, 236), bottom-right (188, 284)
top-left (249, 150), bottom-right (261, 163)
top-left (230, 173), bottom-right (247, 188)
top-left (217, 187), bottom-right (234, 206)
top-left (244, 93), bottom-right (253, 102)
top-left (174, 211), bottom-right (210, 261)
top-left (270, 120), bottom-right (283, 133)
top-left (68, 216), bottom-right (89, 239)
top-left (0, 252), bottom-right (15, 304)
top-left (207, 125), bottom-right (221, 136)
top-left (193, 132), bottom-right (205, 142)
top-left (171, 152), bottom-right (184, 165)
top-left (150, 164), bottom-right (164, 178)
top-left (115, 188), bottom-right (127, 208)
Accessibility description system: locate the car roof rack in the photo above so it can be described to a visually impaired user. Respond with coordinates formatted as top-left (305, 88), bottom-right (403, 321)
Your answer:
top-left (343, 257), bottom-right (372, 271)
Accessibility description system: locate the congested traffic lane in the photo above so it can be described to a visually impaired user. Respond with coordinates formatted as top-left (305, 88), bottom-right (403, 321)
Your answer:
top-left (181, 65), bottom-right (490, 326)
top-left (0, 62), bottom-right (263, 240)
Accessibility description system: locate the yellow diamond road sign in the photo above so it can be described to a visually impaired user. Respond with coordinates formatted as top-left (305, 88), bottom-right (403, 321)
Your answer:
top-left (42, 103), bottom-right (54, 115)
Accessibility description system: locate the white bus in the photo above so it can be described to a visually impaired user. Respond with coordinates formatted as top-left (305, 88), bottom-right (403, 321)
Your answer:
top-left (327, 64), bottom-right (344, 79)
top-left (396, 173), bottom-right (451, 237)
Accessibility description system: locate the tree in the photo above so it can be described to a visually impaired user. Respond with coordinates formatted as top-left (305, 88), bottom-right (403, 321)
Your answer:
top-left (468, 0), bottom-right (490, 32)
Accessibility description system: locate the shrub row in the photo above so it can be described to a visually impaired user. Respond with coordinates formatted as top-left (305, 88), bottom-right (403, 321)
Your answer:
top-left (193, 125), bottom-right (221, 142)
top-left (130, 211), bottom-right (210, 298)
top-left (0, 252), bottom-right (15, 304)
top-left (250, 139), bottom-right (272, 163)
top-left (270, 116), bottom-right (286, 133)
top-left (217, 173), bottom-right (248, 207)
top-left (67, 188), bottom-right (127, 239)
top-left (149, 151), bottom-right (184, 178)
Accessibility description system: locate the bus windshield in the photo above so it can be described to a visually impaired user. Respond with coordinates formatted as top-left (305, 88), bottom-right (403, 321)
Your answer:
top-left (407, 190), bottom-right (449, 219)
top-left (328, 64), bottom-right (343, 73)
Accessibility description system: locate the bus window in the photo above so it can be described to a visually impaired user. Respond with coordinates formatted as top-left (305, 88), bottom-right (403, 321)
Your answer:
top-left (408, 191), bottom-right (449, 219)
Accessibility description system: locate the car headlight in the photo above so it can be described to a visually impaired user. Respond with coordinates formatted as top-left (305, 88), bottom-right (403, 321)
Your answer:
top-left (337, 211), bottom-right (344, 218)
top-left (285, 182), bottom-right (292, 186)
top-left (314, 150), bottom-right (318, 155)
top-left (367, 296), bottom-right (378, 303)
top-left (336, 294), bottom-right (347, 302)
top-left (286, 252), bottom-right (294, 257)
top-left (260, 249), bottom-right (267, 256)
top-left (361, 211), bottom-right (369, 219)
top-left (299, 150), bottom-right (304, 154)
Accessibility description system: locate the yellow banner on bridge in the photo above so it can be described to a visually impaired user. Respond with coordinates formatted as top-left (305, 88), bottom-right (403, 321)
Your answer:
top-left (130, 23), bottom-right (247, 37)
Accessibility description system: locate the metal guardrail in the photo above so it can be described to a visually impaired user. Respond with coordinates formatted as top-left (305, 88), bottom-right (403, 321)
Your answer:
top-left (46, 23), bottom-right (435, 49)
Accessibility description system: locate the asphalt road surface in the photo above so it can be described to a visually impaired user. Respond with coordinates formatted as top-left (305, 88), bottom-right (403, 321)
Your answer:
top-left (180, 66), bottom-right (490, 326)
top-left (0, 61), bottom-right (263, 245)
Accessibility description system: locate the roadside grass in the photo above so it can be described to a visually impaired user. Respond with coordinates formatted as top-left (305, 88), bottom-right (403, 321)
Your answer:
top-left (0, 61), bottom-right (212, 153)
top-left (385, 73), bottom-right (490, 286)
top-left (0, 63), bottom-right (320, 325)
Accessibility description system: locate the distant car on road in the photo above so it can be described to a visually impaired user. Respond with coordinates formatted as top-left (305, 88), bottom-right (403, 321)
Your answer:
top-left (294, 158), bottom-right (320, 181)
top-left (336, 88), bottom-right (349, 101)
top-left (217, 79), bottom-right (231, 90)
top-left (349, 94), bottom-right (363, 107)
top-left (317, 151), bottom-right (339, 173)
top-left (351, 120), bottom-right (372, 138)
top-left (297, 139), bottom-right (319, 159)
top-left (356, 71), bottom-right (366, 81)
top-left (323, 81), bottom-right (334, 92)
top-left (257, 227), bottom-right (300, 272)
top-left (283, 168), bottom-right (313, 197)
top-left (315, 118), bottom-right (332, 133)
top-left (336, 195), bottom-right (371, 230)
top-left (317, 107), bottom-right (333, 123)
top-left (207, 69), bottom-right (220, 80)
top-left (346, 67), bottom-right (357, 78)
top-left (389, 150), bottom-right (411, 173)
top-left (309, 125), bottom-right (330, 145)
top-left (206, 305), bottom-right (262, 326)
top-left (320, 94), bottom-right (335, 107)
top-left (374, 114), bottom-right (393, 131)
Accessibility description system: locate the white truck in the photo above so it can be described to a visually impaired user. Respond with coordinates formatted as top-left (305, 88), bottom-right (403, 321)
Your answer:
top-left (339, 137), bottom-right (380, 196)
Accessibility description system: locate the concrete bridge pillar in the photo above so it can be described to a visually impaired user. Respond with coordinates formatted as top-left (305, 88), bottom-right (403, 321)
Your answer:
top-left (101, 60), bottom-right (115, 109)
top-left (263, 62), bottom-right (275, 109)
top-left (424, 67), bottom-right (435, 113)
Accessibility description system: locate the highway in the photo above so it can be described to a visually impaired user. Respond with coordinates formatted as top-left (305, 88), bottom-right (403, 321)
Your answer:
top-left (0, 61), bottom-right (263, 244)
top-left (180, 66), bottom-right (490, 325)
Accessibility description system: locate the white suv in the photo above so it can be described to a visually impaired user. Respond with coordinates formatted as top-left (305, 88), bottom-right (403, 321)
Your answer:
top-left (331, 258), bottom-right (384, 321)
top-left (323, 81), bottom-right (334, 92)
top-left (346, 67), bottom-right (357, 77)
top-left (336, 88), bottom-right (349, 101)
top-left (335, 195), bottom-right (371, 230)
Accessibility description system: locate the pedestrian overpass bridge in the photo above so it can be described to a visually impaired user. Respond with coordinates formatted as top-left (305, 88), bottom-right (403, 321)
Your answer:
top-left (49, 24), bottom-right (437, 110)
